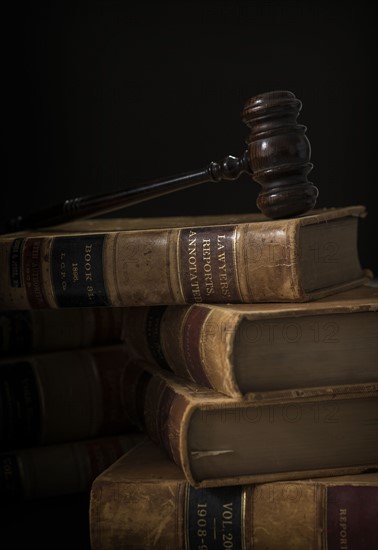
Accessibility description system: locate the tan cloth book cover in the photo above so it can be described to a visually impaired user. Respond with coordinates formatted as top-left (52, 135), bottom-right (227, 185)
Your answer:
top-left (122, 358), bottom-right (378, 488)
top-left (89, 438), bottom-right (378, 550)
top-left (0, 206), bottom-right (371, 309)
top-left (124, 284), bottom-right (378, 397)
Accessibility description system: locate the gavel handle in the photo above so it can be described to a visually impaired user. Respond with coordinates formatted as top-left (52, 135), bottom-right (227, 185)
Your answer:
top-left (4, 151), bottom-right (251, 233)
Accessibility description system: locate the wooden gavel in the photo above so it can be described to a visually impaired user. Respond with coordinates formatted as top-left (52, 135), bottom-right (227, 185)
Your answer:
top-left (5, 90), bottom-right (318, 232)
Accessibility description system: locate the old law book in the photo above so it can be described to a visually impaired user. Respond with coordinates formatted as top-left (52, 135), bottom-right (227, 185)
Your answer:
top-left (2, 285), bottom-right (376, 393)
top-left (89, 438), bottom-right (378, 550)
top-left (0, 345), bottom-right (140, 450)
top-left (0, 433), bottom-right (145, 500)
top-left (124, 284), bottom-right (378, 398)
top-left (123, 358), bottom-right (378, 488)
top-left (0, 307), bottom-right (129, 356)
top-left (0, 206), bottom-right (371, 309)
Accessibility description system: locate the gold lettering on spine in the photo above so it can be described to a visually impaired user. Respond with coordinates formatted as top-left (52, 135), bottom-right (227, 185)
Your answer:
top-left (24, 238), bottom-right (49, 308)
top-left (180, 225), bottom-right (242, 303)
top-left (83, 243), bottom-right (96, 302)
top-left (339, 508), bottom-right (348, 549)
top-left (202, 238), bottom-right (214, 296)
top-left (29, 240), bottom-right (44, 305)
top-left (188, 230), bottom-right (202, 303)
top-left (217, 235), bottom-right (231, 298)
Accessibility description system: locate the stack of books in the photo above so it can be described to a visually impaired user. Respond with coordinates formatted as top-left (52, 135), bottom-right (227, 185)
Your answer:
top-left (0, 206), bottom-right (377, 548)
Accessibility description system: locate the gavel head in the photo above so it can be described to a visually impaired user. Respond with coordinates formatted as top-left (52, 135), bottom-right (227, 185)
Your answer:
top-left (242, 90), bottom-right (319, 219)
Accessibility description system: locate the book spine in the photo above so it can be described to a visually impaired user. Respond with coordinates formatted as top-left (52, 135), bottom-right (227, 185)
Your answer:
top-left (124, 305), bottom-right (243, 397)
top-left (122, 361), bottom-right (378, 489)
top-left (0, 220), bottom-right (303, 309)
top-left (89, 478), bottom-right (378, 549)
top-left (0, 434), bottom-right (145, 500)
top-left (0, 308), bottom-right (128, 355)
top-left (122, 359), bottom-right (191, 478)
top-left (0, 347), bottom-right (137, 449)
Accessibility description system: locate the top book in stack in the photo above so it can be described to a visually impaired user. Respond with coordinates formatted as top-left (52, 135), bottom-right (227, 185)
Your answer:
top-left (0, 206), bottom-right (371, 309)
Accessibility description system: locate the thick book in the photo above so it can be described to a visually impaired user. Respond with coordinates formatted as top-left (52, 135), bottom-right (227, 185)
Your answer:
top-left (2, 285), bottom-right (376, 395)
top-left (124, 284), bottom-right (378, 397)
top-left (0, 346), bottom-right (140, 449)
top-left (0, 307), bottom-right (129, 356)
top-left (0, 206), bottom-right (371, 309)
top-left (123, 359), bottom-right (378, 487)
top-left (89, 438), bottom-right (378, 550)
top-left (0, 433), bottom-right (145, 500)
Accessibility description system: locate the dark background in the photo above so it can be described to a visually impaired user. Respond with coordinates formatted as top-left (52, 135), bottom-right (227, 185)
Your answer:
top-left (3, 0), bottom-right (378, 274)
top-left (1, 2), bottom-right (377, 548)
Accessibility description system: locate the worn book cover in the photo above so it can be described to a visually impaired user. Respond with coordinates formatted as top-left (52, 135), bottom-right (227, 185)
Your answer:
top-left (0, 307), bottom-right (129, 356)
top-left (89, 438), bottom-right (378, 550)
top-left (124, 283), bottom-right (378, 397)
top-left (0, 346), bottom-right (140, 449)
top-left (0, 433), bottom-right (145, 500)
top-left (0, 206), bottom-right (371, 309)
top-left (122, 358), bottom-right (378, 488)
